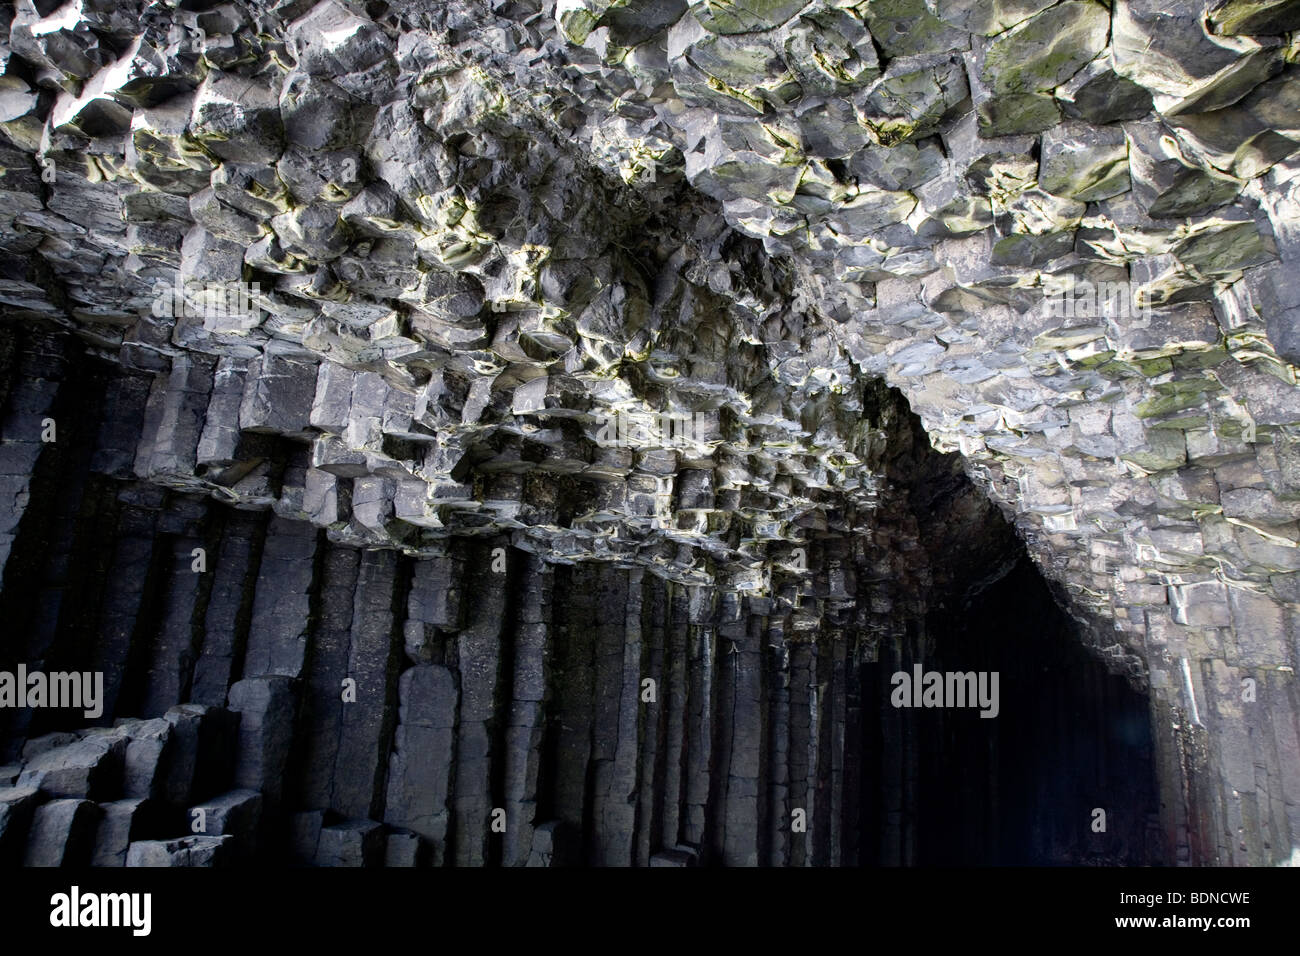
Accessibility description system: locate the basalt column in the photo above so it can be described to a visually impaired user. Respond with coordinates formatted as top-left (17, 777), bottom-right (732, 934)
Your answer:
top-left (2, 0), bottom-right (1298, 868)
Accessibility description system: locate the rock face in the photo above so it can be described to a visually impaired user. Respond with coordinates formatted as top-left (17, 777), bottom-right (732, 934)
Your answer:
top-left (0, 340), bottom-right (1162, 865)
top-left (0, 0), bottom-right (1296, 866)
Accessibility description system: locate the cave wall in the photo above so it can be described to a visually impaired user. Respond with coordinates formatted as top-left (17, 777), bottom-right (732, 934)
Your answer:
top-left (0, 331), bottom-right (1161, 865)
top-left (0, 0), bottom-right (1296, 865)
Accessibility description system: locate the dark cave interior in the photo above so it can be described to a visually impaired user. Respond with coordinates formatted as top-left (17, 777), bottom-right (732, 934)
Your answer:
top-left (0, 329), bottom-right (1165, 867)
top-left (860, 556), bottom-right (1162, 866)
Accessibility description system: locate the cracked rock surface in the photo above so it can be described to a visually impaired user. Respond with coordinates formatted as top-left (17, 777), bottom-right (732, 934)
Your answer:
top-left (0, 0), bottom-right (1298, 866)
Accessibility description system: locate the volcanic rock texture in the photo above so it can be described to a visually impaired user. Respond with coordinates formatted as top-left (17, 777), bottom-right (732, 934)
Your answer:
top-left (0, 0), bottom-right (1298, 866)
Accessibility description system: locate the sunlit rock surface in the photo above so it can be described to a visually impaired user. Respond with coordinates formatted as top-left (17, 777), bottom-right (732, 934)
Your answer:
top-left (0, 0), bottom-right (1298, 866)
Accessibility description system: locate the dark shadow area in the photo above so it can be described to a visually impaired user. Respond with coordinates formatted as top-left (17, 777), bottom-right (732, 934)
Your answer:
top-left (855, 384), bottom-right (1164, 866)
top-left (860, 557), bottom-right (1162, 865)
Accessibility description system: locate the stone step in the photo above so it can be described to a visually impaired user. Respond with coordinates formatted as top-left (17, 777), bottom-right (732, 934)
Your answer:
top-left (188, 788), bottom-right (262, 862)
top-left (17, 733), bottom-right (127, 801)
top-left (314, 819), bottom-right (383, 867)
top-left (228, 677), bottom-right (295, 812)
top-left (0, 786), bottom-right (45, 865)
top-left (126, 835), bottom-right (232, 867)
top-left (92, 798), bottom-right (165, 867)
top-left (24, 798), bottom-right (101, 867)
